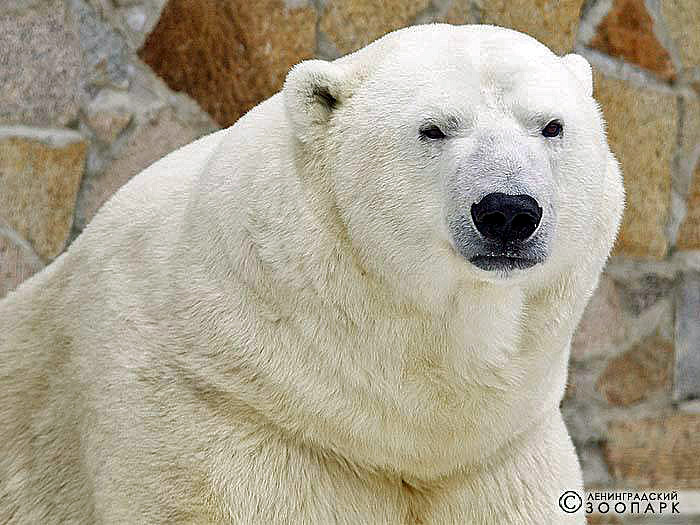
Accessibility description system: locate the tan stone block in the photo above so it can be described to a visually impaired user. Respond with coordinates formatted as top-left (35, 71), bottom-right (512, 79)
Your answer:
top-left (594, 73), bottom-right (676, 257)
top-left (478, 0), bottom-right (585, 55)
top-left (139, 0), bottom-right (316, 127)
top-left (76, 108), bottom-right (211, 227)
top-left (0, 232), bottom-right (44, 299)
top-left (596, 336), bottom-right (673, 406)
top-left (680, 94), bottom-right (700, 166)
top-left (0, 1), bottom-right (84, 126)
top-left (677, 164), bottom-right (700, 250)
top-left (84, 90), bottom-right (134, 143)
top-left (603, 414), bottom-right (700, 488)
top-left (591, 0), bottom-right (676, 82)
top-left (571, 274), bottom-right (626, 361)
top-left (662, 0), bottom-right (700, 70)
top-left (676, 95), bottom-right (700, 250)
top-left (320, 0), bottom-right (431, 55)
top-left (0, 128), bottom-right (87, 260)
top-left (85, 111), bottom-right (132, 145)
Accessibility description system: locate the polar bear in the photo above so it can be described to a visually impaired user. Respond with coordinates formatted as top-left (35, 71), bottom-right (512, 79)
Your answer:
top-left (0, 24), bottom-right (623, 524)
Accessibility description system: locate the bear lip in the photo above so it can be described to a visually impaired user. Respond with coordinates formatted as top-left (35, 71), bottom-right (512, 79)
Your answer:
top-left (469, 254), bottom-right (541, 272)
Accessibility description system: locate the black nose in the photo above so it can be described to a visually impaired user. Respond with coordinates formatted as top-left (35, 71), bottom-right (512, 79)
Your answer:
top-left (471, 193), bottom-right (542, 243)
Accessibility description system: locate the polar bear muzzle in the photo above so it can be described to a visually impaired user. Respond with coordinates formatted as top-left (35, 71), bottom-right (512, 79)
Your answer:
top-left (448, 189), bottom-right (551, 273)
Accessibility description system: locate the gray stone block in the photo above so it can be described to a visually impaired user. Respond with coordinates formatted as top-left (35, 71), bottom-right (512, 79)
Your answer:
top-left (674, 271), bottom-right (700, 401)
top-left (0, 1), bottom-right (84, 126)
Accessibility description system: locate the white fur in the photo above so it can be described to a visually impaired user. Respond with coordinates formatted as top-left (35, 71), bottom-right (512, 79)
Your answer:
top-left (0, 25), bottom-right (623, 524)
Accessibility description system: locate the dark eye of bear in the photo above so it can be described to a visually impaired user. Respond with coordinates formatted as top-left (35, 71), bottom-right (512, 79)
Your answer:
top-left (420, 125), bottom-right (446, 140)
top-left (542, 120), bottom-right (563, 138)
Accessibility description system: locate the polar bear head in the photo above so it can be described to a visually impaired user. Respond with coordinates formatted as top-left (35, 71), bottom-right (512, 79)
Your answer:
top-left (283, 24), bottom-right (624, 305)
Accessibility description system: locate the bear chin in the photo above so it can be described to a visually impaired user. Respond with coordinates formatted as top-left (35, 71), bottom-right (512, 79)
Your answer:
top-left (469, 254), bottom-right (543, 272)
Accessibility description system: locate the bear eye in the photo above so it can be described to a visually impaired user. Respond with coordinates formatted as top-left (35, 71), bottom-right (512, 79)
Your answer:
top-left (420, 124), bottom-right (446, 140)
top-left (542, 119), bottom-right (563, 138)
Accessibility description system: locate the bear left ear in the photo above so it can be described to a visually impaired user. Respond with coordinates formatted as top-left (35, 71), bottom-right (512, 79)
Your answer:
top-left (283, 59), bottom-right (354, 143)
top-left (562, 54), bottom-right (593, 97)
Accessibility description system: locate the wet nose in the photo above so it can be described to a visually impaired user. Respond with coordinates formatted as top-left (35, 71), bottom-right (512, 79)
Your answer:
top-left (470, 192), bottom-right (542, 243)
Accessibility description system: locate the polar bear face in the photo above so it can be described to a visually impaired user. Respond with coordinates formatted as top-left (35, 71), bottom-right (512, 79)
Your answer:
top-left (284, 24), bottom-right (622, 303)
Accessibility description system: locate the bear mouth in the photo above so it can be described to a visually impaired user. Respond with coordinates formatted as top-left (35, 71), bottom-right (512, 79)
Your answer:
top-left (469, 255), bottom-right (541, 272)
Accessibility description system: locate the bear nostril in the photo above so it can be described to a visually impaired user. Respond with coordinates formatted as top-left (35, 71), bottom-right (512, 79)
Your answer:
top-left (480, 211), bottom-right (507, 228)
top-left (510, 213), bottom-right (538, 240)
top-left (471, 192), bottom-right (542, 243)
top-left (475, 211), bottom-right (507, 239)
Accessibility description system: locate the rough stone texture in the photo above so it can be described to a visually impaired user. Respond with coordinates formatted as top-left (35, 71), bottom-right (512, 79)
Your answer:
top-left (563, 385), bottom-right (609, 446)
top-left (674, 272), bottom-right (700, 401)
top-left (675, 93), bottom-right (700, 248)
top-left (442, 1), bottom-right (479, 25)
top-left (0, 0), bottom-right (43, 12)
top-left (75, 107), bottom-right (212, 228)
top-left (662, 0), bottom-right (700, 71)
top-left (594, 72), bottom-right (676, 258)
top-left (577, 443), bottom-right (613, 487)
top-left (86, 0), bottom-right (168, 50)
top-left (563, 266), bottom-right (676, 457)
top-left (682, 400), bottom-right (700, 414)
top-left (320, 0), bottom-right (431, 55)
top-left (139, 0), bottom-right (316, 127)
top-left (0, 230), bottom-right (44, 299)
top-left (591, 0), bottom-right (676, 82)
top-left (677, 164), bottom-right (700, 250)
top-left (571, 274), bottom-right (626, 361)
top-left (0, 1), bottom-right (84, 126)
top-left (596, 336), bottom-right (673, 406)
top-left (0, 128), bottom-right (87, 260)
top-left (615, 272), bottom-right (676, 316)
top-left (585, 516), bottom-right (622, 525)
top-left (603, 415), bottom-right (700, 488)
top-left (681, 93), bottom-right (700, 172)
top-left (478, 0), bottom-right (585, 55)
top-left (67, 0), bottom-right (131, 92)
top-left (124, 5), bottom-right (147, 32)
top-left (84, 89), bottom-right (133, 143)
top-left (117, 59), bottom-right (210, 125)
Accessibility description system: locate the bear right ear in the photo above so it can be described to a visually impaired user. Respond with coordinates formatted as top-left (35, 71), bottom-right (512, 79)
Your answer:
top-left (562, 54), bottom-right (593, 97)
top-left (283, 59), bottom-right (354, 143)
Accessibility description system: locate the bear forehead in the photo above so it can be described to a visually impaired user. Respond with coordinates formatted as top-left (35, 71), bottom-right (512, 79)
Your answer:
top-left (356, 24), bottom-right (567, 95)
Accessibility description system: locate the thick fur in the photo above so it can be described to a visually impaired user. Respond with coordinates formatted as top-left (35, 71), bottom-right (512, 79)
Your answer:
top-left (0, 25), bottom-right (623, 524)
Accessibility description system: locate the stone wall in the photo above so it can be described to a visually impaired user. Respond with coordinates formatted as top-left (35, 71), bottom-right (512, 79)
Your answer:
top-left (1, 0), bottom-right (699, 521)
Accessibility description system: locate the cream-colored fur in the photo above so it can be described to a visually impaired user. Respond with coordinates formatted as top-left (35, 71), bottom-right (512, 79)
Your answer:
top-left (0, 25), bottom-right (623, 524)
